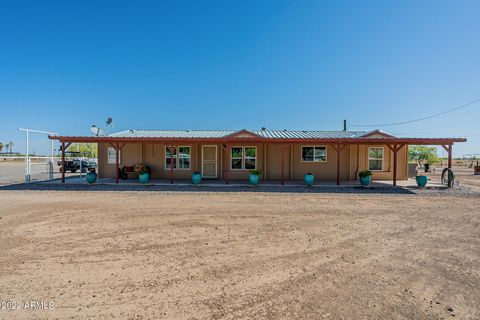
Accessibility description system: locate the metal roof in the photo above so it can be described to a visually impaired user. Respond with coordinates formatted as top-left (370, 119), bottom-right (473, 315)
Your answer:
top-left (110, 129), bottom-right (368, 139)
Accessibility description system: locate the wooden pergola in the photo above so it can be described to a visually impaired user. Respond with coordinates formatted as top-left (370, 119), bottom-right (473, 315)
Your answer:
top-left (50, 135), bottom-right (466, 186)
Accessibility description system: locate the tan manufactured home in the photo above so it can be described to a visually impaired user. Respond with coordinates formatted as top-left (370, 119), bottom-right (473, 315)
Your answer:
top-left (50, 129), bottom-right (466, 185)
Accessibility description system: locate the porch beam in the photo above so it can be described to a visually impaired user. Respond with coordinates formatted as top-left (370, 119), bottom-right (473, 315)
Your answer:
top-left (48, 136), bottom-right (467, 145)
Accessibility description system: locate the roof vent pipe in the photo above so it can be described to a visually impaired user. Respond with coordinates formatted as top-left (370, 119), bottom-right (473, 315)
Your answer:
top-left (343, 119), bottom-right (347, 131)
top-left (261, 127), bottom-right (267, 131)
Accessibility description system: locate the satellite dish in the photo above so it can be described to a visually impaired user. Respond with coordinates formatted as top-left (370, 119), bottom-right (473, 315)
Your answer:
top-left (90, 125), bottom-right (105, 136)
top-left (106, 117), bottom-right (113, 126)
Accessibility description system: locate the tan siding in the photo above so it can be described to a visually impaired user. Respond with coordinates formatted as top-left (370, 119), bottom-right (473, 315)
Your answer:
top-left (97, 141), bottom-right (408, 182)
top-left (98, 143), bottom-right (115, 178)
top-left (266, 144), bottom-right (290, 180)
top-left (142, 144), bottom-right (162, 179)
top-left (290, 144), bottom-right (350, 181)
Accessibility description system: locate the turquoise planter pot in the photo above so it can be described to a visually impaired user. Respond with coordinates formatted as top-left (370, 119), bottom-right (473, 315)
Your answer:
top-left (139, 172), bottom-right (150, 184)
top-left (359, 175), bottom-right (371, 186)
top-left (86, 171), bottom-right (97, 184)
top-left (415, 175), bottom-right (428, 187)
top-left (249, 174), bottom-right (260, 185)
top-left (304, 174), bottom-right (314, 186)
top-left (192, 172), bottom-right (202, 185)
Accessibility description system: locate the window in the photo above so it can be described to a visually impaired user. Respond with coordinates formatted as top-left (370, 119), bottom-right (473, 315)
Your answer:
top-left (231, 147), bottom-right (243, 170)
top-left (301, 146), bottom-right (327, 162)
top-left (165, 146), bottom-right (191, 170)
top-left (245, 147), bottom-right (257, 170)
top-left (178, 147), bottom-right (191, 169)
top-left (107, 147), bottom-right (120, 164)
top-left (231, 146), bottom-right (256, 170)
top-left (368, 147), bottom-right (384, 171)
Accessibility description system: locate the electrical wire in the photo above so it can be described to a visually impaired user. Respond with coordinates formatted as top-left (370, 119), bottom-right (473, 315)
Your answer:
top-left (349, 98), bottom-right (480, 128)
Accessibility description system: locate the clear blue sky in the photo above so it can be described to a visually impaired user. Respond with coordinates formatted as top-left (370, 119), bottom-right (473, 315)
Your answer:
top-left (1, 0), bottom-right (479, 157)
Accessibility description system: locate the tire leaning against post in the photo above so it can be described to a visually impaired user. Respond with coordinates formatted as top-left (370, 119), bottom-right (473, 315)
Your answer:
top-left (441, 168), bottom-right (457, 188)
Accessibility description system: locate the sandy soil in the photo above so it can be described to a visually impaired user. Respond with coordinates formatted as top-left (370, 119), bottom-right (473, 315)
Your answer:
top-left (0, 190), bottom-right (479, 319)
top-left (0, 161), bottom-right (73, 185)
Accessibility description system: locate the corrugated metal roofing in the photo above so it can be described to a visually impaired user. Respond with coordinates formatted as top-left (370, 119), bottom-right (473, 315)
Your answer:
top-left (109, 129), bottom-right (368, 139)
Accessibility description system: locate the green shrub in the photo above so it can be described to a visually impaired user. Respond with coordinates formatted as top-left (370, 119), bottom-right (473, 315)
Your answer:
top-left (250, 170), bottom-right (262, 176)
top-left (358, 170), bottom-right (372, 178)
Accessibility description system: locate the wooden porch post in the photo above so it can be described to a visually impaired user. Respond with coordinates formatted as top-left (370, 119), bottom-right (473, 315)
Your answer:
top-left (331, 143), bottom-right (346, 185)
top-left (61, 141), bottom-right (65, 183)
top-left (393, 144), bottom-right (397, 186)
top-left (441, 144), bottom-right (453, 169)
top-left (448, 144), bottom-right (452, 169)
top-left (225, 144), bottom-right (230, 184)
top-left (336, 144), bottom-right (340, 185)
top-left (387, 144), bottom-right (404, 186)
top-left (115, 143), bottom-right (119, 184)
top-left (169, 145), bottom-right (175, 184)
top-left (281, 147), bottom-right (285, 185)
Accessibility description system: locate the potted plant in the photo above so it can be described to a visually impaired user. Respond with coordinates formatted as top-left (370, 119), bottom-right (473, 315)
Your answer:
top-left (249, 170), bottom-right (262, 186)
top-left (415, 175), bottom-right (428, 187)
top-left (192, 171), bottom-right (202, 185)
top-left (358, 170), bottom-right (372, 186)
top-left (86, 169), bottom-right (97, 184)
top-left (304, 172), bottom-right (314, 186)
top-left (135, 164), bottom-right (151, 184)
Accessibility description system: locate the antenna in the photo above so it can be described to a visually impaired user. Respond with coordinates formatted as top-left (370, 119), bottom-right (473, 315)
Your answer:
top-left (105, 117), bottom-right (114, 135)
top-left (90, 125), bottom-right (105, 136)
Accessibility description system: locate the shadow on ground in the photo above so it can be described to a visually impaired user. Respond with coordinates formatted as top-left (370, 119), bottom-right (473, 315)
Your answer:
top-left (0, 181), bottom-right (420, 194)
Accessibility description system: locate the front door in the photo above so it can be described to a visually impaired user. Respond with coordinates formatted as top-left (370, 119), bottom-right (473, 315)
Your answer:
top-left (202, 145), bottom-right (217, 178)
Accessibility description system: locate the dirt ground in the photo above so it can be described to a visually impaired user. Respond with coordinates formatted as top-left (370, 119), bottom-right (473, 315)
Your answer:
top-left (0, 189), bottom-right (479, 319)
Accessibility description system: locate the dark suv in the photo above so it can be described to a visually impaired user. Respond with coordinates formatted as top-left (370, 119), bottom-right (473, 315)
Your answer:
top-left (58, 159), bottom-right (96, 173)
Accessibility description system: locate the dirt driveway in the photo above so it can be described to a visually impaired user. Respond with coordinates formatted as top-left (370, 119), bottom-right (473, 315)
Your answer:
top-left (0, 190), bottom-right (479, 319)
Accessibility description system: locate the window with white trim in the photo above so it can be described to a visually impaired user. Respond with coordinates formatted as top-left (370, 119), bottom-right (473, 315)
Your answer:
top-left (368, 147), bottom-right (384, 171)
top-left (231, 146), bottom-right (256, 170)
top-left (165, 146), bottom-right (191, 170)
top-left (107, 147), bottom-right (120, 164)
top-left (244, 147), bottom-right (257, 170)
top-left (301, 146), bottom-right (327, 162)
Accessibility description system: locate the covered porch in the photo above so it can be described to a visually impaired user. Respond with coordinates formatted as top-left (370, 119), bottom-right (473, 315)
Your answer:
top-left (50, 130), bottom-right (465, 187)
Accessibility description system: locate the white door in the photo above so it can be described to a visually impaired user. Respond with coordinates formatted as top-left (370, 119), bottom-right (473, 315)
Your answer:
top-left (202, 145), bottom-right (217, 178)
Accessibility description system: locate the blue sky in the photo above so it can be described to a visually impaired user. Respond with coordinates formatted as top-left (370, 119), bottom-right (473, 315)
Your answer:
top-left (0, 0), bottom-right (479, 156)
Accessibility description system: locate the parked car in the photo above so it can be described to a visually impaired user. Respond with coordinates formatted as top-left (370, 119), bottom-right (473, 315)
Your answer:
top-left (58, 159), bottom-right (96, 173)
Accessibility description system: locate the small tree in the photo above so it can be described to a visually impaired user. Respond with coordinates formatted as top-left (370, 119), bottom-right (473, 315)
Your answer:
top-left (0, 142), bottom-right (3, 153)
top-left (408, 146), bottom-right (439, 166)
